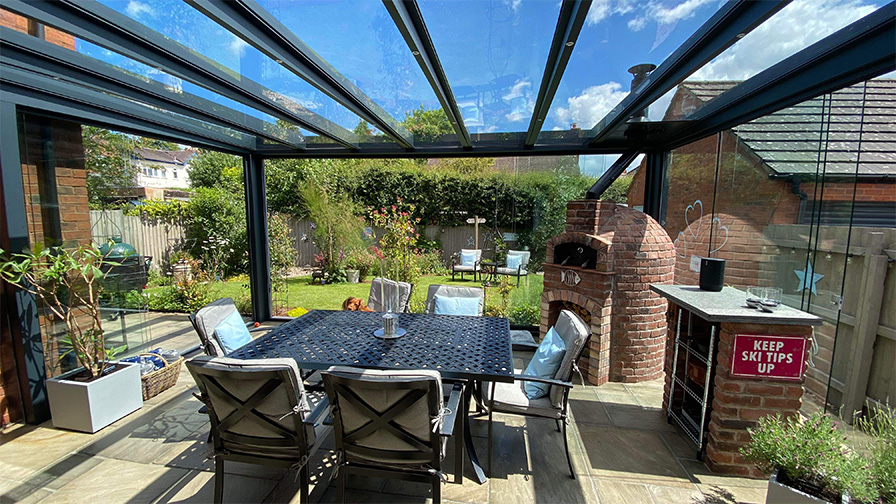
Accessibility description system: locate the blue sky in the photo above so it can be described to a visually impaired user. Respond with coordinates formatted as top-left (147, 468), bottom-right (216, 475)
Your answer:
top-left (86, 0), bottom-right (889, 173)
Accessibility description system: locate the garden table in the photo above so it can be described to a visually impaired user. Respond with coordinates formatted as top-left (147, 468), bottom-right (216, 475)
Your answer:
top-left (229, 309), bottom-right (514, 484)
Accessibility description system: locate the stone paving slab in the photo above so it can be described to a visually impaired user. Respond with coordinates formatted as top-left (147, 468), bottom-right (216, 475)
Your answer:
top-left (0, 359), bottom-right (768, 504)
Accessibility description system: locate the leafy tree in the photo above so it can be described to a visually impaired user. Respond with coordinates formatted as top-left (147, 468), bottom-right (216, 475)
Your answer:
top-left (82, 126), bottom-right (142, 205)
top-left (188, 150), bottom-right (243, 192)
top-left (299, 179), bottom-right (365, 279)
top-left (401, 105), bottom-right (453, 142)
top-left (352, 119), bottom-right (375, 141)
top-left (603, 174), bottom-right (633, 203)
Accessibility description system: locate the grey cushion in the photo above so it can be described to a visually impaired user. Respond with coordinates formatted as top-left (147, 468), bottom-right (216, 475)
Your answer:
top-left (322, 366), bottom-right (444, 464)
top-left (550, 310), bottom-right (590, 408)
top-left (482, 377), bottom-right (562, 419)
top-left (397, 281), bottom-right (413, 313)
top-left (497, 267), bottom-right (528, 276)
top-left (510, 330), bottom-right (536, 345)
top-left (187, 356), bottom-right (318, 448)
top-left (424, 284), bottom-right (484, 315)
top-left (192, 298), bottom-right (238, 356)
top-left (368, 278), bottom-right (400, 312)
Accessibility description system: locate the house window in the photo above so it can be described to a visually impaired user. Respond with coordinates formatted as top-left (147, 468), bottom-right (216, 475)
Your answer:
top-left (173, 169), bottom-right (178, 179)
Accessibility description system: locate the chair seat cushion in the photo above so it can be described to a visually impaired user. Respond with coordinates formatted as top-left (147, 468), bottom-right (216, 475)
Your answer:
top-left (433, 294), bottom-right (480, 316)
top-left (523, 327), bottom-right (566, 399)
top-left (510, 330), bottom-right (536, 345)
top-left (496, 267), bottom-right (527, 276)
top-left (213, 310), bottom-right (253, 354)
top-left (481, 378), bottom-right (561, 419)
top-left (453, 264), bottom-right (478, 272)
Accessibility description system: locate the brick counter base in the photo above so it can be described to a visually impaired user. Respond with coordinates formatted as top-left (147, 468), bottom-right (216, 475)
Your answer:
top-left (707, 322), bottom-right (812, 477)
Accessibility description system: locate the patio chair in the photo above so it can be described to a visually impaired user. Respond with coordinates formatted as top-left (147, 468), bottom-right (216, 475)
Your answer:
top-left (186, 356), bottom-right (331, 504)
top-left (367, 277), bottom-right (413, 313)
top-left (479, 310), bottom-right (591, 479)
top-left (496, 250), bottom-right (530, 287)
top-left (320, 366), bottom-right (461, 504)
top-left (189, 297), bottom-right (264, 356)
top-left (451, 248), bottom-right (482, 282)
top-left (424, 284), bottom-right (484, 316)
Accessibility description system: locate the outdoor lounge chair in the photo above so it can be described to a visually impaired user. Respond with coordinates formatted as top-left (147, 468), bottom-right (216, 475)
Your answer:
top-left (189, 297), bottom-right (265, 356)
top-left (186, 356), bottom-right (330, 504)
top-left (424, 284), bottom-right (484, 316)
top-left (321, 366), bottom-right (462, 504)
top-left (496, 250), bottom-right (530, 287)
top-left (451, 248), bottom-right (482, 281)
top-left (367, 277), bottom-right (413, 313)
top-left (478, 310), bottom-right (591, 479)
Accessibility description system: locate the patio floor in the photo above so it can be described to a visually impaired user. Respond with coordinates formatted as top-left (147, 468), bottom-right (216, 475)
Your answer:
top-left (0, 315), bottom-right (769, 504)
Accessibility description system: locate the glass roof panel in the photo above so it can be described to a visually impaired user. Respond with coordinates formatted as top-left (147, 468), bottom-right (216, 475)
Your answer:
top-left (417, 0), bottom-right (558, 134)
top-left (538, 0), bottom-right (719, 141)
top-left (678, 0), bottom-right (892, 119)
top-left (256, 0), bottom-right (443, 132)
top-left (94, 0), bottom-right (377, 141)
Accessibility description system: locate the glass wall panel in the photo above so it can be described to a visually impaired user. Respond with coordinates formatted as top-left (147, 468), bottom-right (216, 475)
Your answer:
top-left (650, 78), bottom-right (895, 420)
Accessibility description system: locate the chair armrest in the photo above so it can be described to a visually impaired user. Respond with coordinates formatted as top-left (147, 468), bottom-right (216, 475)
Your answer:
top-left (511, 373), bottom-right (575, 390)
top-left (303, 396), bottom-right (330, 427)
top-left (440, 382), bottom-right (464, 437)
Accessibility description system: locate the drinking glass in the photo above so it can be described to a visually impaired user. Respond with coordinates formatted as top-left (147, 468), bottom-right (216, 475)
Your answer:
top-left (746, 286), bottom-right (763, 308)
top-left (761, 287), bottom-right (782, 312)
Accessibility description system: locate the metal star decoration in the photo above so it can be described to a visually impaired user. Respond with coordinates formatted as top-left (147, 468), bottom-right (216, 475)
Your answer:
top-left (794, 262), bottom-right (824, 295)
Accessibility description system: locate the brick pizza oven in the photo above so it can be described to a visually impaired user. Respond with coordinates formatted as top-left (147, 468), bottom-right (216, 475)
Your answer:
top-left (541, 200), bottom-right (675, 385)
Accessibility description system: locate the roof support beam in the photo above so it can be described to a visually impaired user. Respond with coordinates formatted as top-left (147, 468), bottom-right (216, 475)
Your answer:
top-left (0, 65), bottom-right (255, 151)
top-left (525, 0), bottom-right (592, 148)
top-left (187, 0), bottom-right (413, 149)
top-left (585, 150), bottom-right (640, 199)
top-left (0, 27), bottom-right (305, 149)
top-left (587, 0), bottom-right (790, 146)
top-left (383, 0), bottom-right (471, 148)
top-left (669, 2), bottom-right (896, 150)
top-left (1, 0), bottom-right (358, 150)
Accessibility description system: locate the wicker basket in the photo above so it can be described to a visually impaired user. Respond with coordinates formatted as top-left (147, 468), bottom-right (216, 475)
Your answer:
top-left (138, 353), bottom-right (183, 401)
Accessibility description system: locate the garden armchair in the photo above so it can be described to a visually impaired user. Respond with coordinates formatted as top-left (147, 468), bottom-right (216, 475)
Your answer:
top-left (496, 250), bottom-right (530, 287)
top-left (425, 284), bottom-right (484, 316)
top-left (186, 356), bottom-right (331, 504)
top-left (321, 366), bottom-right (462, 504)
top-left (451, 248), bottom-right (482, 282)
top-left (478, 310), bottom-right (591, 479)
top-left (190, 298), bottom-right (267, 357)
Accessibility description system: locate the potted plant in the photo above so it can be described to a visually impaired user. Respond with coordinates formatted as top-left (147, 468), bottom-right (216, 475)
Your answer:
top-left (741, 412), bottom-right (879, 503)
top-left (0, 242), bottom-right (143, 433)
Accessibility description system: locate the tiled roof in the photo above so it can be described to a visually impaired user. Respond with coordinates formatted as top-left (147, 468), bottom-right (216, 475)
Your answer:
top-left (678, 79), bottom-right (896, 177)
top-left (134, 147), bottom-right (196, 165)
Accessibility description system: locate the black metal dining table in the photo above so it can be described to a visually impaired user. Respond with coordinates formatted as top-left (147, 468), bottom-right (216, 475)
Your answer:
top-left (229, 309), bottom-right (514, 484)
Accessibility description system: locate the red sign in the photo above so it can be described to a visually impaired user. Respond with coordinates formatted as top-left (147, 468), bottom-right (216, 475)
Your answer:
top-left (730, 334), bottom-right (807, 381)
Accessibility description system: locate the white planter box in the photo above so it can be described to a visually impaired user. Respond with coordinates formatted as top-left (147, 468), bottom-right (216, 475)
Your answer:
top-left (47, 360), bottom-right (143, 433)
top-left (767, 471), bottom-right (848, 504)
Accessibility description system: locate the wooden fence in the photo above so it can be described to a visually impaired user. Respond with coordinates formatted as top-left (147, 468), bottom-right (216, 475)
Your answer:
top-left (91, 210), bottom-right (518, 269)
top-left (765, 224), bottom-right (895, 417)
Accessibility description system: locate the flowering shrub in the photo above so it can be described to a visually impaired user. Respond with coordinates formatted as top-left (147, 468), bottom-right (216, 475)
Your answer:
top-left (741, 412), bottom-right (878, 502)
top-left (368, 199), bottom-right (420, 284)
top-left (855, 405), bottom-right (896, 502)
top-left (344, 249), bottom-right (378, 281)
top-left (287, 306), bottom-right (308, 318)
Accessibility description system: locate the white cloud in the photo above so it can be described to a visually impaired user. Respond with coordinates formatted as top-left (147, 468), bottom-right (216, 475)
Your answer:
top-left (505, 0), bottom-right (522, 12)
top-left (650, 0), bottom-right (715, 25)
top-left (503, 79), bottom-right (533, 122)
top-left (691, 0), bottom-right (879, 81)
top-left (586, 0), bottom-right (636, 25)
top-left (627, 17), bottom-right (647, 31)
top-left (227, 36), bottom-right (249, 58)
top-left (125, 1), bottom-right (155, 18)
top-left (553, 82), bottom-right (629, 129)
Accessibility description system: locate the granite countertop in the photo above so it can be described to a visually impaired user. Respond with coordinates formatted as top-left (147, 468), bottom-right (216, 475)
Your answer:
top-left (649, 284), bottom-right (823, 326)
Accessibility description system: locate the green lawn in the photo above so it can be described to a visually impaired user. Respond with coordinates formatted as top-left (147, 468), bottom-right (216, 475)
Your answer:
top-left (146, 274), bottom-right (543, 315)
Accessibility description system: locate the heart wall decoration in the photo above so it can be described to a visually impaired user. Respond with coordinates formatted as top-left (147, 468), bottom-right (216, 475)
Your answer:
top-left (672, 199), bottom-right (730, 260)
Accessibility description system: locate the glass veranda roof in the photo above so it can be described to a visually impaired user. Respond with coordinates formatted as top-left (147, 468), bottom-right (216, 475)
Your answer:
top-left (0, 0), bottom-right (893, 157)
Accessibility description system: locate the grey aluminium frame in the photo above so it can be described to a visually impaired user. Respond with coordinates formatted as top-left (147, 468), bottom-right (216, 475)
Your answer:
top-left (2, 0), bottom-right (360, 150)
top-left (0, 27), bottom-right (305, 149)
top-left (187, 0), bottom-right (413, 149)
top-left (525, 0), bottom-right (592, 147)
top-left (586, 0), bottom-right (790, 146)
top-left (383, 0), bottom-right (472, 148)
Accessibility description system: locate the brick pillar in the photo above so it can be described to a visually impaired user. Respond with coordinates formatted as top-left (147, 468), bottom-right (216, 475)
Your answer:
top-left (705, 322), bottom-right (812, 477)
